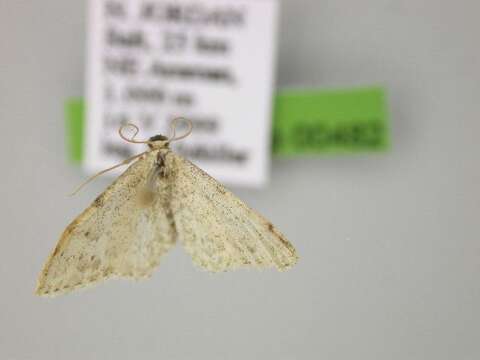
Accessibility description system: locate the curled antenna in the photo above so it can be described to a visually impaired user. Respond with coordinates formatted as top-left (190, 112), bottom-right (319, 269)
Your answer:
top-left (168, 117), bottom-right (193, 143)
top-left (70, 118), bottom-right (193, 196)
top-left (118, 123), bottom-right (154, 145)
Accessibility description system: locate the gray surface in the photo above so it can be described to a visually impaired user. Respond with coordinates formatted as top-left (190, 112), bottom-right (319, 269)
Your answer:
top-left (1, 1), bottom-right (480, 359)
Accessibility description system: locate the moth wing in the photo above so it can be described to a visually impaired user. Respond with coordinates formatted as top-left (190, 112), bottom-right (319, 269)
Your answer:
top-left (169, 153), bottom-right (298, 272)
top-left (36, 150), bottom-right (176, 297)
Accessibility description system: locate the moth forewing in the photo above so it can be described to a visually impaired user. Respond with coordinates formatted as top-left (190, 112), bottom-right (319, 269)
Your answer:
top-left (35, 150), bottom-right (177, 297)
top-left (169, 153), bottom-right (298, 272)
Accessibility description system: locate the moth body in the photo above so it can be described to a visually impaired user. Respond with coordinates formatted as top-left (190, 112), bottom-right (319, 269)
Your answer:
top-left (35, 128), bottom-right (298, 297)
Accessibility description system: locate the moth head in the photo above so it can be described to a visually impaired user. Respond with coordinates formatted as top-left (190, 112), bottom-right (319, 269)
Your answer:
top-left (148, 134), bottom-right (170, 150)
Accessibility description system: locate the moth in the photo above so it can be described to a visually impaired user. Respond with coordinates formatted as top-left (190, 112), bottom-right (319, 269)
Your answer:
top-left (36, 119), bottom-right (298, 297)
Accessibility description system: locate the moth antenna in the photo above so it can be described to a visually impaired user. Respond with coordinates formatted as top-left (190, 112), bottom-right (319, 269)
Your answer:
top-left (69, 151), bottom-right (150, 196)
top-left (71, 120), bottom-right (190, 195)
top-left (118, 123), bottom-right (155, 145)
top-left (168, 117), bottom-right (193, 143)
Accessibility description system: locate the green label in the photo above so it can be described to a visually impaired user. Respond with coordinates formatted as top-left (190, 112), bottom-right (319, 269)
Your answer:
top-left (273, 87), bottom-right (389, 155)
top-left (65, 99), bottom-right (84, 163)
top-left (64, 87), bottom-right (389, 162)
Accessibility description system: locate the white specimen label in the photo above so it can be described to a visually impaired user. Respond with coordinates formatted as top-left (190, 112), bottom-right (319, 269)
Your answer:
top-left (85, 0), bottom-right (279, 187)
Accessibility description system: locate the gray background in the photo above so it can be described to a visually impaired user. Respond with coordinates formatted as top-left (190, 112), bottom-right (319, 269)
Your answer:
top-left (1, 0), bottom-right (479, 359)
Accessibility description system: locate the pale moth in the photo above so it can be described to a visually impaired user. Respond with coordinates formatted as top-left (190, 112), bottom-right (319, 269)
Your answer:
top-left (36, 119), bottom-right (298, 297)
